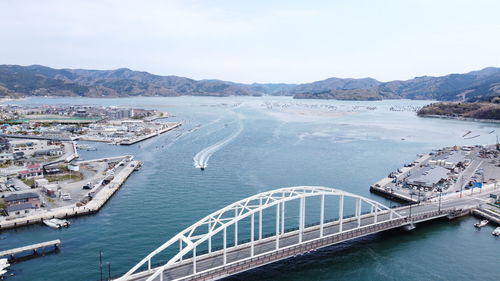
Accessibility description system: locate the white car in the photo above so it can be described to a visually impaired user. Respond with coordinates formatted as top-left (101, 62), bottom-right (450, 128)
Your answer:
top-left (61, 193), bottom-right (72, 201)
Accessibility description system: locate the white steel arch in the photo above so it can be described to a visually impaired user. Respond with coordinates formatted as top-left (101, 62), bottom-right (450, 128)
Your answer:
top-left (117, 186), bottom-right (402, 281)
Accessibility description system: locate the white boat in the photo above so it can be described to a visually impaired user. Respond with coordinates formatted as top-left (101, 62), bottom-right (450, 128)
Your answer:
top-left (474, 220), bottom-right (489, 228)
top-left (493, 227), bottom-right (500, 236)
top-left (0, 269), bottom-right (7, 277)
top-left (0, 263), bottom-right (9, 270)
top-left (0, 258), bottom-right (7, 265)
top-left (43, 218), bottom-right (71, 229)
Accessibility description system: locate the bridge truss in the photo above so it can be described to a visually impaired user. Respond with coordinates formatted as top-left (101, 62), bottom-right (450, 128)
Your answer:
top-left (117, 186), bottom-right (403, 281)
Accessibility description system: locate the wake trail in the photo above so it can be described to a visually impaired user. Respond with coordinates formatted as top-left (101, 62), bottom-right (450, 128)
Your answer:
top-left (193, 121), bottom-right (243, 169)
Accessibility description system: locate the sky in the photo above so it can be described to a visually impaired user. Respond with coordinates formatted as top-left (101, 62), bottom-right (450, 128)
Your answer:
top-left (1, 0), bottom-right (499, 84)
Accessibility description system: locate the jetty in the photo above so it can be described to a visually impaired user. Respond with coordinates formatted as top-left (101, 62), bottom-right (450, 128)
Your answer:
top-left (0, 240), bottom-right (61, 261)
top-left (0, 160), bottom-right (140, 230)
top-left (120, 122), bottom-right (181, 145)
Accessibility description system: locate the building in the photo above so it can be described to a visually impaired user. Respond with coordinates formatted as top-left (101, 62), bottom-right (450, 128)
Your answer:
top-left (4, 192), bottom-right (41, 208)
top-left (10, 139), bottom-right (61, 157)
top-left (6, 203), bottom-right (35, 217)
top-left (18, 164), bottom-right (44, 179)
top-left (0, 152), bottom-right (14, 162)
top-left (429, 150), bottom-right (468, 169)
top-left (405, 165), bottom-right (450, 189)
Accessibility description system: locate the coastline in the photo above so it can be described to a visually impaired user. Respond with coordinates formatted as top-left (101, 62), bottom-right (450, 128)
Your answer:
top-left (0, 159), bottom-right (140, 230)
top-left (419, 114), bottom-right (500, 124)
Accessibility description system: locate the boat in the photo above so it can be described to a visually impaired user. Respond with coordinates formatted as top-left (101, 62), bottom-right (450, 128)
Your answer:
top-left (493, 227), bottom-right (500, 236)
top-left (474, 220), bottom-right (489, 228)
top-left (43, 218), bottom-right (71, 229)
top-left (134, 161), bottom-right (143, 171)
top-left (0, 269), bottom-right (7, 277)
top-left (0, 258), bottom-right (7, 265)
top-left (0, 263), bottom-right (9, 270)
top-left (462, 131), bottom-right (472, 137)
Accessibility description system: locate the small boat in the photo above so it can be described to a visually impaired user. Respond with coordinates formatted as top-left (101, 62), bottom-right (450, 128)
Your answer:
top-left (134, 161), bottom-right (143, 171)
top-left (0, 263), bottom-right (9, 270)
top-left (493, 227), bottom-right (500, 236)
top-left (474, 220), bottom-right (489, 228)
top-left (44, 218), bottom-right (71, 229)
top-left (0, 258), bottom-right (7, 265)
top-left (1, 269), bottom-right (8, 277)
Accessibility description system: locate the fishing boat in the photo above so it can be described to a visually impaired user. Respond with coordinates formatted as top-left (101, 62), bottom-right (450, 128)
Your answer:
top-left (493, 227), bottom-right (500, 236)
top-left (134, 161), bottom-right (143, 171)
top-left (474, 220), bottom-right (489, 228)
top-left (0, 263), bottom-right (9, 270)
top-left (43, 218), bottom-right (71, 229)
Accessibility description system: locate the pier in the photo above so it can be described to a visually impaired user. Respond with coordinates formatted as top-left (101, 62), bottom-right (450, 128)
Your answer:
top-left (0, 160), bottom-right (140, 230)
top-left (120, 122), bottom-right (181, 145)
top-left (0, 239), bottom-right (61, 261)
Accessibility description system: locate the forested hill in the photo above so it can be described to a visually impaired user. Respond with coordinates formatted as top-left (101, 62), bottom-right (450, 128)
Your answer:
top-left (0, 64), bottom-right (499, 101)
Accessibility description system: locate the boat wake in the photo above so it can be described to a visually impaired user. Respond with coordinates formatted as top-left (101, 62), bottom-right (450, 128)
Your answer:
top-left (193, 121), bottom-right (243, 169)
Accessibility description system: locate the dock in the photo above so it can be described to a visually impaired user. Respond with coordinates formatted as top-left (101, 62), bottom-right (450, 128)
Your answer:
top-left (120, 122), bottom-right (181, 145)
top-left (0, 160), bottom-right (140, 230)
top-left (0, 239), bottom-right (61, 260)
top-left (471, 206), bottom-right (500, 225)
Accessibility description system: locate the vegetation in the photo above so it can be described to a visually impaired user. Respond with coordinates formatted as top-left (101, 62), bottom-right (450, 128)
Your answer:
top-left (46, 172), bottom-right (83, 182)
top-left (0, 199), bottom-right (5, 210)
top-left (418, 100), bottom-right (500, 120)
top-left (22, 178), bottom-right (35, 187)
top-left (1, 64), bottom-right (500, 101)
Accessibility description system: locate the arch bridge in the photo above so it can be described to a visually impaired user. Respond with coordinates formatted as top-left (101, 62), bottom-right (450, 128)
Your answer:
top-left (116, 186), bottom-right (451, 281)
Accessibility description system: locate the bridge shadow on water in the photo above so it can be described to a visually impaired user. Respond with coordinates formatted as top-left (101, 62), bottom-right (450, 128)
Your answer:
top-left (223, 217), bottom-right (458, 281)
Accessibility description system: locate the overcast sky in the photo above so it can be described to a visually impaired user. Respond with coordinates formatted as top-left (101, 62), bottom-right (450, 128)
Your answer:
top-left (1, 0), bottom-right (499, 83)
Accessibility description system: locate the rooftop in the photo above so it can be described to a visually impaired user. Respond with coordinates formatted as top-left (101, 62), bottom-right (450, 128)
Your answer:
top-left (6, 203), bottom-right (35, 212)
top-left (4, 192), bottom-right (40, 202)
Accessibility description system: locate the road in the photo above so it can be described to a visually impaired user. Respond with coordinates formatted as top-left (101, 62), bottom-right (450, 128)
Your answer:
top-left (124, 193), bottom-right (492, 281)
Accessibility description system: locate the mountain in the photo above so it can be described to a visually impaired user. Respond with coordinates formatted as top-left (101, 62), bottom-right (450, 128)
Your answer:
top-left (297, 67), bottom-right (500, 101)
top-left (0, 64), bottom-right (499, 101)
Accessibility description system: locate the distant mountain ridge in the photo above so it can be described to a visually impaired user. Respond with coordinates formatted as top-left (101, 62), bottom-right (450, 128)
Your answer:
top-left (0, 64), bottom-right (499, 101)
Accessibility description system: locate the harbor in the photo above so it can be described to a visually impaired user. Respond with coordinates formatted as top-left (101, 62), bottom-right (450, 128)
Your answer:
top-left (1, 97), bottom-right (499, 281)
top-left (0, 158), bottom-right (140, 230)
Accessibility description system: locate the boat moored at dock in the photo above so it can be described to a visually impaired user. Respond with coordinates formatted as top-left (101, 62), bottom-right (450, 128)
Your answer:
top-left (493, 227), bottom-right (500, 236)
top-left (43, 218), bottom-right (70, 229)
top-left (474, 220), bottom-right (489, 228)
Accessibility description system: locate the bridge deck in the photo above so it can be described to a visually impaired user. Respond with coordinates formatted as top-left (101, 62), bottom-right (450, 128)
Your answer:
top-left (122, 191), bottom-right (486, 281)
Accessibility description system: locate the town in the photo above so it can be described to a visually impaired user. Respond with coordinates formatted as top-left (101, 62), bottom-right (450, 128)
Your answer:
top-left (371, 144), bottom-right (500, 223)
top-left (0, 104), bottom-right (180, 229)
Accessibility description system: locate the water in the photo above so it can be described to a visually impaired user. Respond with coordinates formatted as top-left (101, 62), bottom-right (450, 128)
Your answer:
top-left (1, 96), bottom-right (498, 281)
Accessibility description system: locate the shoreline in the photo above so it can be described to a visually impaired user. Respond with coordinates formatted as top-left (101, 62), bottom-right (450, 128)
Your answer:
top-left (419, 114), bottom-right (500, 124)
top-left (0, 159), bottom-right (140, 230)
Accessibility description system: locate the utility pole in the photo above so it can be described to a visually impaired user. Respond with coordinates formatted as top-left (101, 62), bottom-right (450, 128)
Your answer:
top-left (107, 262), bottom-right (111, 281)
top-left (459, 174), bottom-right (464, 198)
top-left (409, 193), bottom-right (413, 219)
top-left (438, 189), bottom-right (442, 212)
